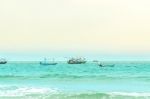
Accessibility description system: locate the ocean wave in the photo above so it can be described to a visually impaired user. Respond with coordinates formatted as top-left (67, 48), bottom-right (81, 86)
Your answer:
top-left (43, 92), bottom-right (150, 99)
top-left (57, 92), bottom-right (150, 99)
top-left (0, 74), bottom-right (150, 80)
top-left (108, 92), bottom-right (150, 97)
top-left (0, 86), bottom-right (59, 97)
top-left (0, 88), bottom-right (149, 99)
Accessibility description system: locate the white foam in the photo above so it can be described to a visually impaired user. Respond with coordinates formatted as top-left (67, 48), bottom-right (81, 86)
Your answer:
top-left (0, 87), bottom-right (59, 97)
top-left (108, 92), bottom-right (150, 97)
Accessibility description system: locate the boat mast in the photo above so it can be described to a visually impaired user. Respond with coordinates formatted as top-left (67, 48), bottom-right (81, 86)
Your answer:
top-left (44, 58), bottom-right (47, 63)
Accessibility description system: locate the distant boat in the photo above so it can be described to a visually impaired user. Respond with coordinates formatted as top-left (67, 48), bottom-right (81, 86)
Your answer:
top-left (67, 57), bottom-right (86, 64)
top-left (98, 63), bottom-right (115, 67)
top-left (94, 61), bottom-right (115, 67)
top-left (0, 59), bottom-right (7, 64)
top-left (93, 60), bottom-right (99, 62)
top-left (40, 58), bottom-right (57, 65)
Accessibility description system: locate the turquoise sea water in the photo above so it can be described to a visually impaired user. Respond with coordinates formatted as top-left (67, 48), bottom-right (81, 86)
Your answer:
top-left (0, 61), bottom-right (150, 99)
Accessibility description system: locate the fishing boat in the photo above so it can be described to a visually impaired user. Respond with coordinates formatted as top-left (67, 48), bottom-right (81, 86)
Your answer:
top-left (93, 60), bottom-right (99, 62)
top-left (98, 63), bottom-right (115, 67)
top-left (94, 61), bottom-right (115, 67)
top-left (0, 59), bottom-right (7, 64)
top-left (40, 58), bottom-right (57, 65)
top-left (67, 57), bottom-right (86, 64)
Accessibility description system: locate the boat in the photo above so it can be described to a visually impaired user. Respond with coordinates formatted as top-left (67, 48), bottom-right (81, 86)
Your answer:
top-left (0, 59), bottom-right (7, 64)
top-left (98, 63), bottom-right (115, 67)
top-left (67, 57), bottom-right (86, 64)
top-left (93, 61), bottom-right (115, 67)
top-left (40, 58), bottom-right (57, 65)
top-left (93, 60), bottom-right (99, 62)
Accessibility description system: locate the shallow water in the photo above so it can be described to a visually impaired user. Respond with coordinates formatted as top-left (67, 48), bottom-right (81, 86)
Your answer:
top-left (0, 61), bottom-right (150, 99)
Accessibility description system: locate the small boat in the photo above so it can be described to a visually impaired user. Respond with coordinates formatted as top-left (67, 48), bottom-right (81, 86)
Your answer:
top-left (67, 57), bottom-right (86, 64)
top-left (98, 63), bottom-right (115, 67)
top-left (95, 61), bottom-right (115, 67)
top-left (0, 59), bottom-right (7, 64)
top-left (93, 60), bottom-right (99, 62)
top-left (40, 58), bottom-right (57, 65)
top-left (40, 62), bottom-right (57, 65)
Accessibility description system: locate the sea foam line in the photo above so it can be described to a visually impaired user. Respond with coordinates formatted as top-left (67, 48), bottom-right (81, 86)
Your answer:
top-left (0, 87), bottom-right (59, 97)
top-left (108, 92), bottom-right (150, 97)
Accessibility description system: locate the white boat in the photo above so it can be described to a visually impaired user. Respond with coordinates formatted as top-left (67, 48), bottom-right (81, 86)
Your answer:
top-left (67, 57), bottom-right (86, 64)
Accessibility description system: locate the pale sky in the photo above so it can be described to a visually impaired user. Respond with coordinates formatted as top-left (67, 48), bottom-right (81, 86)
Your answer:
top-left (0, 0), bottom-right (150, 60)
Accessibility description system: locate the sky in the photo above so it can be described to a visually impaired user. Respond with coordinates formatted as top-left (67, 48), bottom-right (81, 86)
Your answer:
top-left (0, 0), bottom-right (150, 60)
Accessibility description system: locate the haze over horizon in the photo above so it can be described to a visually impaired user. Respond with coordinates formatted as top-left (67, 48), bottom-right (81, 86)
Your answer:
top-left (0, 0), bottom-right (150, 60)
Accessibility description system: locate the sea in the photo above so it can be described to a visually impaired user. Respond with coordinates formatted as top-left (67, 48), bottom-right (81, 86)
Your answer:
top-left (0, 61), bottom-right (150, 99)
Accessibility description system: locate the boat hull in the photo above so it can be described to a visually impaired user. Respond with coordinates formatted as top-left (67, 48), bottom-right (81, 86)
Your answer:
top-left (40, 62), bottom-right (57, 65)
top-left (98, 64), bottom-right (115, 67)
top-left (67, 61), bottom-right (86, 64)
top-left (0, 62), bottom-right (7, 64)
